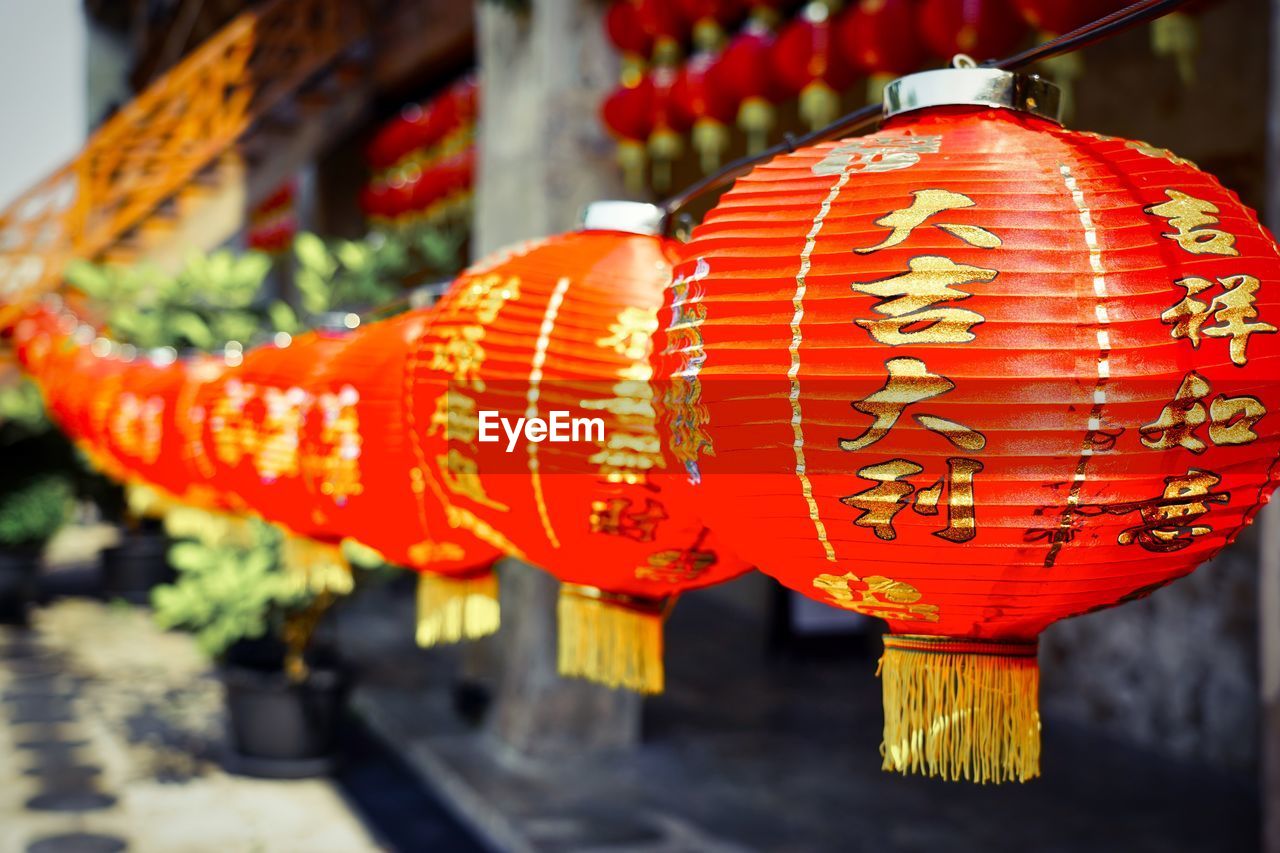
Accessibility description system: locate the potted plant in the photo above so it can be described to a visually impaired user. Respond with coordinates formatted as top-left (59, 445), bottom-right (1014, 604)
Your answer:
top-left (0, 376), bottom-right (74, 623)
top-left (152, 509), bottom-right (384, 777)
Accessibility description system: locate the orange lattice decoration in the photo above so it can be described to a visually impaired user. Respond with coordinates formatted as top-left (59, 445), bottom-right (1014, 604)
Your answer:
top-left (0, 0), bottom-right (365, 325)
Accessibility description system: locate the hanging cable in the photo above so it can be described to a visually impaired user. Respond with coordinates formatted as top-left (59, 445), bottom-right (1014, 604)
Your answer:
top-left (659, 0), bottom-right (1196, 221)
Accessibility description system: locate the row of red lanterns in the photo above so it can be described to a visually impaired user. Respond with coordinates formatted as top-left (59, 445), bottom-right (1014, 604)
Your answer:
top-left (10, 60), bottom-right (1270, 786)
top-left (602, 0), bottom-right (1207, 186)
top-left (359, 76), bottom-right (478, 226)
top-left (246, 181), bottom-right (298, 254)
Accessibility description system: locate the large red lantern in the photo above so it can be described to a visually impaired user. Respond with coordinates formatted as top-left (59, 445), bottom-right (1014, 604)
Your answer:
top-left (299, 308), bottom-right (502, 646)
top-left (409, 204), bottom-right (752, 693)
top-left (652, 67), bottom-right (1280, 781)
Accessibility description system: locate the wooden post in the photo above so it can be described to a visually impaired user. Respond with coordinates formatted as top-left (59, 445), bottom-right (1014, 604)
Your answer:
top-left (1261, 3), bottom-right (1280, 847)
top-left (474, 0), bottom-right (643, 756)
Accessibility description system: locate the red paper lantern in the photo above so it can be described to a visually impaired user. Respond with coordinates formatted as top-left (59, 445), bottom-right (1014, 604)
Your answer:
top-left (606, 0), bottom-right (656, 84)
top-left (194, 332), bottom-right (350, 529)
top-left (672, 51), bottom-right (739, 172)
top-left (917, 0), bottom-right (1028, 61)
top-left (715, 21), bottom-right (787, 152)
top-left (674, 0), bottom-right (744, 51)
top-left (635, 0), bottom-right (689, 64)
top-left (652, 68), bottom-right (1280, 781)
top-left (839, 0), bottom-right (926, 101)
top-left (602, 79), bottom-right (656, 191)
top-left (408, 204), bottom-right (752, 692)
top-left (298, 308), bottom-right (502, 645)
top-left (771, 1), bottom-right (856, 130)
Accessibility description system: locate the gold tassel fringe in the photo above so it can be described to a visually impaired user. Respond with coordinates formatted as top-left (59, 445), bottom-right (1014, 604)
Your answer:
top-left (281, 534), bottom-right (353, 597)
top-left (878, 635), bottom-right (1040, 784)
top-left (557, 585), bottom-right (666, 695)
top-left (415, 571), bottom-right (500, 648)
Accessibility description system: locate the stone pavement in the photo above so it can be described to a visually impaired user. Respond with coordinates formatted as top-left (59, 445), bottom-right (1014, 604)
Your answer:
top-left (0, 600), bottom-right (382, 853)
top-left (343, 575), bottom-right (1260, 853)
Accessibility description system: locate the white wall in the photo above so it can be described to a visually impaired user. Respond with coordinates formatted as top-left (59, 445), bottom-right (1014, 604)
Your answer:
top-left (0, 0), bottom-right (87, 207)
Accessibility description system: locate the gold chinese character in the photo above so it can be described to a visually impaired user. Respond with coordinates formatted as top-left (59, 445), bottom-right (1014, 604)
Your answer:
top-left (588, 497), bottom-right (667, 542)
top-left (254, 386), bottom-right (307, 481)
top-left (1162, 274), bottom-right (1276, 367)
top-left (437, 449), bottom-right (507, 511)
top-left (1146, 189), bottom-right (1239, 256)
top-left (306, 386), bottom-right (362, 504)
top-left (598, 306), bottom-right (658, 362)
top-left (841, 457), bottom-right (983, 542)
top-left (429, 392), bottom-right (479, 444)
top-left (1113, 469), bottom-right (1229, 552)
top-left (635, 548), bottom-right (716, 583)
top-left (1141, 371), bottom-right (1265, 453)
top-left (429, 325), bottom-right (487, 391)
top-left (454, 273), bottom-right (520, 323)
top-left (857, 189), bottom-right (1001, 254)
top-left (851, 256), bottom-right (993, 346)
top-left (812, 572), bottom-right (939, 623)
top-left (840, 357), bottom-right (986, 452)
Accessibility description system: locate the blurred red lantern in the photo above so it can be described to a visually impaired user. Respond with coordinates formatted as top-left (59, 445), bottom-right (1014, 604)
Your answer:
top-left (674, 0), bottom-right (743, 51)
top-left (840, 0), bottom-right (925, 101)
top-left (194, 332), bottom-right (350, 528)
top-left (299, 309), bottom-right (502, 645)
top-left (409, 204), bottom-right (752, 693)
top-left (771, 1), bottom-right (857, 130)
top-left (918, 0), bottom-right (1028, 61)
top-left (672, 51), bottom-right (739, 172)
top-left (635, 0), bottom-right (689, 64)
top-left (652, 67), bottom-right (1280, 781)
top-left (605, 1), bottom-right (655, 84)
top-left (647, 66), bottom-right (692, 191)
top-left (714, 21), bottom-right (787, 152)
top-left (602, 79), bottom-right (656, 191)
top-left (1009, 1), bottom-right (1127, 117)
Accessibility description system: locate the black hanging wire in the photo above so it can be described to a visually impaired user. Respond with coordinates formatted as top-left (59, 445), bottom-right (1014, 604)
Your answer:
top-left (659, 0), bottom-right (1197, 223)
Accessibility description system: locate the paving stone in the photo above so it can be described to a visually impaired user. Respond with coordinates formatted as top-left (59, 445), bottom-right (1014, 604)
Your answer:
top-left (25, 833), bottom-right (128, 853)
top-left (24, 791), bottom-right (117, 813)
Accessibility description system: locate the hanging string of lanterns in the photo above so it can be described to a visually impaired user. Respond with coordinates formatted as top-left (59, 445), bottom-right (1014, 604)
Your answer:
top-left (600, 0), bottom-right (1212, 187)
top-left (2, 0), bottom-right (1261, 786)
top-left (246, 181), bottom-right (299, 254)
top-left (360, 76), bottom-right (478, 230)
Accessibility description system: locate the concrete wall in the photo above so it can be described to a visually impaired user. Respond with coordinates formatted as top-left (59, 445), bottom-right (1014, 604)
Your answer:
top-left (0, 0), bottom-right (87, 206)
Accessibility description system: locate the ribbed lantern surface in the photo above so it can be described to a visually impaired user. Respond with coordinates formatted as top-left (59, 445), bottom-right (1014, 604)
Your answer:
top-left (410, 226), bottom-right (751, 692)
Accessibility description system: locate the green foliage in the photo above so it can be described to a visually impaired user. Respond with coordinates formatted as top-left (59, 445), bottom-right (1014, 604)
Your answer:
top-left (0, 378), bottom-right (49, 436)
top-left (286, 226), bottom-right (467, 324)
top-left (0, 474), bottom-right (73, 549)
top-left (152, 519), bottom-right (311, 659)
top-left (65, 248), bottom-right (279, 350)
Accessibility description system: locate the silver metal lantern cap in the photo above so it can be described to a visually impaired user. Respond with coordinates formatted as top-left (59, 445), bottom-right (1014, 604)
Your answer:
top-left (883, 57), bottom-right (1063, 124)
top-left (579, 200), bottom-right (665, 236)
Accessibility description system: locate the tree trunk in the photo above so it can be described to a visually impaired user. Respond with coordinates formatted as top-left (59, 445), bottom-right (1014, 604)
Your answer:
top-left (473, 0), bottom-right (643, 756)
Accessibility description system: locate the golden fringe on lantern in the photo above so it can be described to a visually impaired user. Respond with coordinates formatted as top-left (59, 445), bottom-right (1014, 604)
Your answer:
top-left (281, 534), bottom-right (354, 597)
top-left (557, 584), bottom-right (666, 695)
top-left (878, 635), bottom-right (1040, 784)
top-left (415, 571), bottom-right (500, 648)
